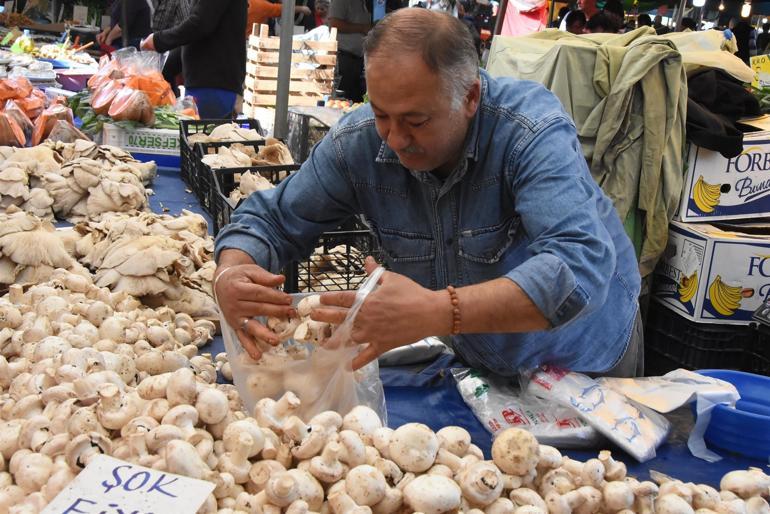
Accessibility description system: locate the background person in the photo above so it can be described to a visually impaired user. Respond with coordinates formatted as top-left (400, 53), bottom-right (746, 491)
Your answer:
top-left (329, 0), bottom-right (372, 102)
top-left (141, 0), bottom-right (247, 119)
top-left (97, 0), bottom-right (152, 49)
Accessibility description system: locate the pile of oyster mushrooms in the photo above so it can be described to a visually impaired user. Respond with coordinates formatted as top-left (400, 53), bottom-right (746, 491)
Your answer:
top-left (0, 208), bottom-right (216, 321)
top-left (0, 141), bottom-right (156, 222)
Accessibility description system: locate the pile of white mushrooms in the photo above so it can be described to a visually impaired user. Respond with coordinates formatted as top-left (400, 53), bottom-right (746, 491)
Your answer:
top-left (0, 269), bottom-right (768, 514)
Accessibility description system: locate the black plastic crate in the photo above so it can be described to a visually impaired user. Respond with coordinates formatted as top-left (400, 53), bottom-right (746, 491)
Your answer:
top-left (747, 325), bottom-right (770, 376)
top-left (286, 108), bottom-right (341, 163)
top-left (178, 118), bottom-right (263, 189)
top-left (210, 163), bottom-right (300, 235)
top-left (284, 226), bottom-right (380, 293)
top-left (644, 299), bottom-right (756, 376)
top-left (195, 139), bottom-right (297, 215)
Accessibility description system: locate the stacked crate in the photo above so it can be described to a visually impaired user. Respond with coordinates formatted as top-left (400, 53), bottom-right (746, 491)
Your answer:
top-left (243, 24), bottom-right (338, 114)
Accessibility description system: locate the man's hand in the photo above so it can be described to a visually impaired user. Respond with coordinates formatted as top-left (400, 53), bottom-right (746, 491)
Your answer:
top-left (96, 30), bottom-right (107, 45)
top-left (215, 263), bottom-right (295, 361)
top-left (296, 5), bottom-right (312, 15)
top-left (312, 257), bottom-right (450, 370)
top-left (140, 34), bottom-right (156, 51)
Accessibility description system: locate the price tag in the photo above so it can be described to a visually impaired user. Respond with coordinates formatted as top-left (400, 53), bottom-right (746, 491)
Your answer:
top-left (3, 1), bottom-right (14, 14)
top-left (101, 15), bottom-right (111, 30)
top-left (72, 4), bottom-right (88, 24)
top-left (41, 455), bottom-right (215, 514)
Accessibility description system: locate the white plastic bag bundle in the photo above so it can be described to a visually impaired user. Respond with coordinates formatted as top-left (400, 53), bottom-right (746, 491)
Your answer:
top-left (598, 369), bottom-right (739, 462)
top-left (452, 369), bottom-right (601, 448)
top-left (222, 267), bottom-right (387, 422)
top-left (525, 367), bottom-right (670, 462)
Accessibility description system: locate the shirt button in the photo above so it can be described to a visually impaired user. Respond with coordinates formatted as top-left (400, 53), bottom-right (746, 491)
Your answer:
top-left (446, 237), bottom-right (453, 245)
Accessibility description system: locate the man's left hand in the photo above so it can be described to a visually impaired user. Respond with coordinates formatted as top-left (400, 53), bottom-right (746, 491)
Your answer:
top-left (140, 34), bottom-right (156, 51)
top-left (312, 256), bottom-right (449, 370)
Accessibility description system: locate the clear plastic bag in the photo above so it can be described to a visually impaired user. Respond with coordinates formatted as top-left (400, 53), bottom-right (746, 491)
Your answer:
top-left (452, 368), bottom-right (601, 448)
top-left (524, 366), bottom-right (671, 462)
top-left (222, 267), bottom-right (387, 423)
top-left (175, 95), bottom-right (199, 120)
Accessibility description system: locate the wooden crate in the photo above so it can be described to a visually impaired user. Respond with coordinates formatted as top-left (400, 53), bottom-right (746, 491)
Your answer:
top-left (243, 24), bottom-right (337, 110)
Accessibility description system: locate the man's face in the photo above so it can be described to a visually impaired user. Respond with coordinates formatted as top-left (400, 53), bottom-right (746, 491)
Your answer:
top-left (316, 3), bottom-right (328, 16)
top-left (365, 53), bottom-right (480, 174)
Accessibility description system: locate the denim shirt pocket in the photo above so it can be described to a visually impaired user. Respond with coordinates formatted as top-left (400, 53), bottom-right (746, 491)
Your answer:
top-left (458, 216), bottom-right (521, 284)
top-left (377, 227), bottom-right (436, 289)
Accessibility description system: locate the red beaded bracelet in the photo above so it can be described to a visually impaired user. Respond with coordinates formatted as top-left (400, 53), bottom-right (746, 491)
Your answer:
top-left (447, 285), bottom-right (461, 335)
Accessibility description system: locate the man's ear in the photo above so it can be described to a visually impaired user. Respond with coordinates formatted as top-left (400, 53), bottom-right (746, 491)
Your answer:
top-left (464, 78), bottom-right (481, 118)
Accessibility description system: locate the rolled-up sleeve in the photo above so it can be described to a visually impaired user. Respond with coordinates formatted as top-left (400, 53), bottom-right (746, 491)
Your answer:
top-left (214, 132), bottom-right (360, 272)
top-left (505, 114), bottom-right (616, 327)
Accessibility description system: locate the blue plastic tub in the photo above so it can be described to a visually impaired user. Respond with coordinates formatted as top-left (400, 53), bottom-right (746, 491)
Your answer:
top-left (696, 370), bottom-right (770, 461)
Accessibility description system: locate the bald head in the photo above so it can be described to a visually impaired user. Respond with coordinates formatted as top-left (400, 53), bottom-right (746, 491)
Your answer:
top-left (364, 9), bottom-right (479, 109)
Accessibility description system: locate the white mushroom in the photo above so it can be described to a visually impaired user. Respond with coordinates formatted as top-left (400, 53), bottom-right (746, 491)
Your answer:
top-left (403, 474), bottom-right (462, 513)
top-left (491, 428), bottom-right (539, 477)
top-left (388, 423), bottom-right (439, 473)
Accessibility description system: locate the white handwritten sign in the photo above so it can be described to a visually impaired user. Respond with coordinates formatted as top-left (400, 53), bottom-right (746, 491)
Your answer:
top-left (72, 5), bottom-right (88, 24)
top-left (41, 455), bottom-right (215, 514)
top-left (101, 15), bottom-right (111, 30)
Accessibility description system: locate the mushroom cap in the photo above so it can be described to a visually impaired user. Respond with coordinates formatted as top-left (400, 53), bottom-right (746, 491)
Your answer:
top-left (403, 474), bottom-right (462, 514)
top-left (437, 426), bottom-right (471, 457)
top-left (196, 387), bottom-right (229, 425)
top-left (603, 481), bottom-right (635, 513)
top-left (65, 432), bottom-right (112, 470)
top-left (161, 404), bottom-right (200, 429)
top-left (345, 465), bottom-right (387, 506)
top-left (656, 494), bottom-right (695, 514)
top-left (388, 423), bottom-right (439, 473)
top-left (223, 420), bottom-right (265, 458)
top-left (164, 439), bottom-right (211, 480)
top-left (491, 428), bottom-right (539, 476)
top-left (342, 406), bottom-right (383, 442)
top-left (458, 461), bottom-right (504, 507)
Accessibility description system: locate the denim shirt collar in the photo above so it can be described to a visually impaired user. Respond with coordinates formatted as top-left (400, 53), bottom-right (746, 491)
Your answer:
top-left (374, 70), bottom-right (488, 174)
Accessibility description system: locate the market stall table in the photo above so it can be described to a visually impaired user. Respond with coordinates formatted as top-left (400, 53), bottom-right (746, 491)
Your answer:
top-left (147, 160), bottom-right (767, 490)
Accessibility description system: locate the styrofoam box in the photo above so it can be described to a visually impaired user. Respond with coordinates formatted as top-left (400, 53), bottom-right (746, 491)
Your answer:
top-left (102, 123), bottom-right (180, 156)
top-left (654, 220), bottom-right (770, 325)
top-left (677, 132), bottom-right (770, 222)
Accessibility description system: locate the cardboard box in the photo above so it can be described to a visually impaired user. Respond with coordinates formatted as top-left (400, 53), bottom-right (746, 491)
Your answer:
top-left (654, 221), bottom-right (770, 325)
top-left (677, 132), bottom-right (770, 222)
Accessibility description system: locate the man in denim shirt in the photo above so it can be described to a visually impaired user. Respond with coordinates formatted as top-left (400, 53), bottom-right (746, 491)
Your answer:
top-left (214, 9), bottom-right (643, 377)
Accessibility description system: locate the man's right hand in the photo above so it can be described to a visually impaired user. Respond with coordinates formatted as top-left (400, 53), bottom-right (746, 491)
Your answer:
top-left (215, 262), bottom-right (295, 361)
top-left (296, 5), bottom-right (312, 15)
